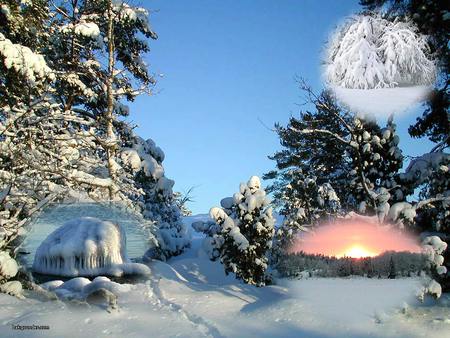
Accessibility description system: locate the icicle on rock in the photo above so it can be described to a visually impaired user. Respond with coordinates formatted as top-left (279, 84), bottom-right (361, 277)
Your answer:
top-left (33, 217), bottom-right (130, 277)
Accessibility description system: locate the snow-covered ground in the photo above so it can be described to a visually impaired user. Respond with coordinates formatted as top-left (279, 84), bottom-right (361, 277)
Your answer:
top-left (332, 85), bottom-right (432, 119)
top-left (1, 217), bottom-right (449, 338)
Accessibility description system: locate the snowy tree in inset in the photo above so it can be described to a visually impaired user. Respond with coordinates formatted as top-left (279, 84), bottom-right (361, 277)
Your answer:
top-left (326, 13), bottom-right (435, 89)
top-left (327, 15), bottom-right (387, 89)
top-left (380, 19), bottom-right (435, 86)
top-left (205, 176), bottom-right (275, 286)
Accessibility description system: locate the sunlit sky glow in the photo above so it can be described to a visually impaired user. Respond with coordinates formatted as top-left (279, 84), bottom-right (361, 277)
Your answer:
top-left (291, 220), bottom-right (422, 258)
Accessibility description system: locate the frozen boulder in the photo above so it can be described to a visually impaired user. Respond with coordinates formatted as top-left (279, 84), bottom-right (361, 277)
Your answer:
top-left (33, 217), bottom-right (130, 277)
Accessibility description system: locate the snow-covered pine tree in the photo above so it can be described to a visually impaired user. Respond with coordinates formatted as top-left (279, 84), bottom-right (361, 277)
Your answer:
top-left (206, 176), bottom-right (275, 286)
top-left (385, 151), bottom-right (450, 292)
top-left (0, 1), bottom-right (63, 292)
top-left (0, 1), bottom-right (189, 290)
top-left (326, 13), bottom-right (435, 89)
top-left (348, 115), bottom-right (404, 221)
top-left (43, 0), bottom-right (158, 201)
top-left (46, 1), bottom-right (189, 257)
top-left (265, 83), bottom-right (405, 261)
top-left (264, 89), bottom-right (349, 261)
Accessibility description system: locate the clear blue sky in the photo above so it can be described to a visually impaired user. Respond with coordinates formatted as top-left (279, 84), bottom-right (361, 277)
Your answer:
top-left (129, 0), bottom-right (434, 214)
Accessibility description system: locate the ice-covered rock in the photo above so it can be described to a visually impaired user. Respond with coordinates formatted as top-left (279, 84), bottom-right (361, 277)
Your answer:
top-left (33, 217), bottom-right (130, 277)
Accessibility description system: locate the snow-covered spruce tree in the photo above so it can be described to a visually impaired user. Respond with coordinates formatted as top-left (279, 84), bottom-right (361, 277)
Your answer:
top-left (348, 115), bottom-right (405, 222)
top-left (0, 0), bottom-right (141, 229)
top-left (326, 13), bottom-right (435, 89)
top-left (0, 2), bottom-right (127, 294)
top-left (203, 176), bottom-right (275, 286)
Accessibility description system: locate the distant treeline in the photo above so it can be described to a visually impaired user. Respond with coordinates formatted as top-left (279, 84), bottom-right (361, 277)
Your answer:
top-left (277, 251), bottom-right (428, 279)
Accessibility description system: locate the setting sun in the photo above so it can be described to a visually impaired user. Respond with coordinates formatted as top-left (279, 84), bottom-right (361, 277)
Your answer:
top-left (291, 219), bottom-right (421, 257)
top-left (340, 245), bottom-right (377, 258)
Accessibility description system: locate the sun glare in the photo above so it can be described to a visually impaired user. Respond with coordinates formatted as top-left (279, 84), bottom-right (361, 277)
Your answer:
top-left (341, 245), bottom-right (376, 258)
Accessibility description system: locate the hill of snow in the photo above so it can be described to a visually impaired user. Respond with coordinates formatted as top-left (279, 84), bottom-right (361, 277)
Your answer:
top-left (332, 85), bottom-right (431, 118)
top-left (0, 215), bottom-right (449, 337)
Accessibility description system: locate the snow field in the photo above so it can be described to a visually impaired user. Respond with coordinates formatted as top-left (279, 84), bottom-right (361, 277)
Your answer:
top-left (2, 229), bottom-right (450, 337)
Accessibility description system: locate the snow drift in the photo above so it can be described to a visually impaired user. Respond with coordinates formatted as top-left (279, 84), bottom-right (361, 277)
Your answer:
top-left (32, 217), bottom-right (142, 277)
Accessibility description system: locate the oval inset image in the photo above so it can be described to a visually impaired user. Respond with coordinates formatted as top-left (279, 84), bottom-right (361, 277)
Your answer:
top-left (323, 13), bottom-right (436, 118)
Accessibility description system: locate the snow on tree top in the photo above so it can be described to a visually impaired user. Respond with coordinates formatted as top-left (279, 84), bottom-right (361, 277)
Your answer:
top-left (0, 33), bottom-right (54, 83)
top-left (247, 176), bottom-right (261, 193)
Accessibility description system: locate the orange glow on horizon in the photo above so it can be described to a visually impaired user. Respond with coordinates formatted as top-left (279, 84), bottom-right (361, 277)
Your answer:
top-left (339, 245), bottom-right (377, 258)
top-left (291, 220), bottom-right (421, 258)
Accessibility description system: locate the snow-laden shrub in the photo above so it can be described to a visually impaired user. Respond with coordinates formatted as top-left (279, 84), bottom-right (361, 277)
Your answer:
top-left (197, 176), bottom-right (275, 286)
top-left (417, 235), bottom-right (448, 300)
top-left (0, 251), bottom-right (18, 283)
top-left (422, 236), bottom-right (447, 275)
top-left (0, 251), bottom-right (22, 297)
top-left (123, 135), bottom-right (190, 259)
top-left (325, 14), bottom-right (435, 89)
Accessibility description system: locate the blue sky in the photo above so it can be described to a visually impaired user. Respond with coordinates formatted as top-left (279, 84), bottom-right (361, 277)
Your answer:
top-left (129, 0), bottom-right (434, 214)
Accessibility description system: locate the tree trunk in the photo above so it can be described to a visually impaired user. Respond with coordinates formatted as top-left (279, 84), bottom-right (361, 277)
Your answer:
top-left (105, 0), bottom-right (117, 200)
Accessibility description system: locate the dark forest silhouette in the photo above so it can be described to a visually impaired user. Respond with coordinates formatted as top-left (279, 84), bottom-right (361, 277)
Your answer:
top-left (277, 251), bottom-right (428, 279)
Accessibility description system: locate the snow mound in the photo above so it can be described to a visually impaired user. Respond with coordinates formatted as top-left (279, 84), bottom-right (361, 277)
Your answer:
top-left (0, 281), bottom-right (22, 298)
top-left (32, 217), bottom-right (146, 277)
top-left (41, 276), bottom-right (131, 303)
